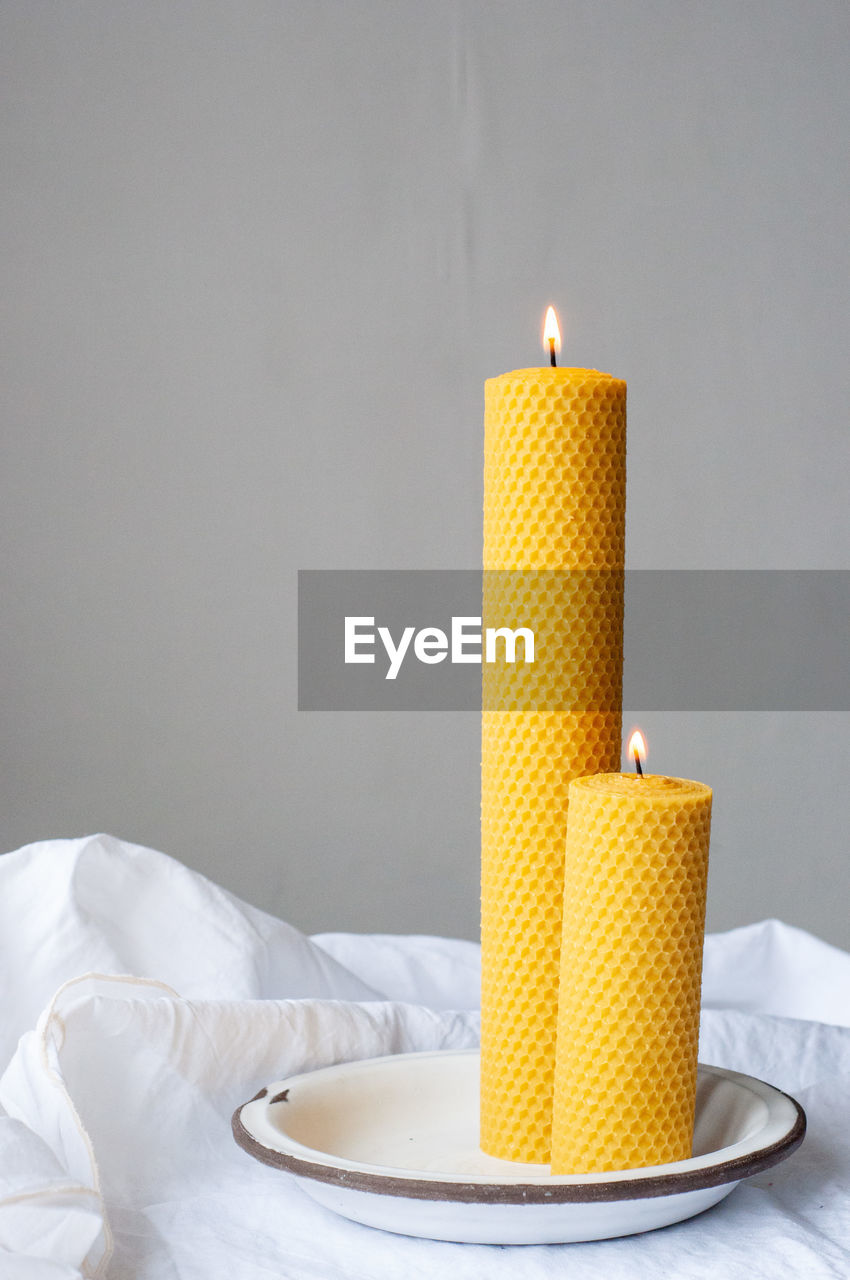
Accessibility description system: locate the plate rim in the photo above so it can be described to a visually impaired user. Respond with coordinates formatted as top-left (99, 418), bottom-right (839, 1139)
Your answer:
top-left (232, 1051), bottom-right (806, 1205)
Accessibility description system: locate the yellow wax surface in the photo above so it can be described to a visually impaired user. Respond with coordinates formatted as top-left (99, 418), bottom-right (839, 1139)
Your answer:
top-left (550, 772), bottom-right (712, 1174)
top-left (480, 366), bottom-right (626, 1163)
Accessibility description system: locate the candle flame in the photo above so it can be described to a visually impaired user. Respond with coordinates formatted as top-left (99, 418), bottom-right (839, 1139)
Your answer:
top-left (543, 306), bottom-right (561, 354)
top-left (628, 729), bottom-right (647, 768)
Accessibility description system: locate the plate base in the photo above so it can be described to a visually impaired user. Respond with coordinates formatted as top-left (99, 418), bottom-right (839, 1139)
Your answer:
top-left (233, 1050), bottom-right (805, 1244)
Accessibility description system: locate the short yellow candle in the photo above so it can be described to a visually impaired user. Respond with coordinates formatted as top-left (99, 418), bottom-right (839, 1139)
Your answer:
top-left (480, 310), bottom-right (627, 1162)
top-left (551, 766), bottom-right (712, 1174)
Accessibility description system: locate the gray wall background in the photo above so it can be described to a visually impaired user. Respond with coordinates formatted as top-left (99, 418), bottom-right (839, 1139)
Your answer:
top-left (2, 1), bottom-right (848, 946)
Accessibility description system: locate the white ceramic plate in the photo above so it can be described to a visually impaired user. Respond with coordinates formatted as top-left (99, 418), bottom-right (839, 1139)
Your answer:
top-left (232, 1049), bottom-right (805, 1244)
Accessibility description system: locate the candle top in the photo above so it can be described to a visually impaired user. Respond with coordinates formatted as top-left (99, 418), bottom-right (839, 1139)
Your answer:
top-left (486, 367), bottom-right (626, 394)
top-left (572, 773), bottom-right (712, 803)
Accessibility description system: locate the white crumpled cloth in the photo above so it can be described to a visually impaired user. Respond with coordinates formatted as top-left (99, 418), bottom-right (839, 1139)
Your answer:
top-left (1, 835), bottom-right (849, 1279)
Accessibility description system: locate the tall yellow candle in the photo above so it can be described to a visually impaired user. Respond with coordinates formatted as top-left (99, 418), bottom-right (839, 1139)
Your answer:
top-left (480, 312), bottom-right (626, 1162)
top-left (551, 764), bottom-right (712, 1174)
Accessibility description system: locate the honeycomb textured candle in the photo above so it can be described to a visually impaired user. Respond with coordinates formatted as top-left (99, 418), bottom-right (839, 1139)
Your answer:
top-left (550, 773), bottom-right (712, 1174)
top-left (480, 367), bottom-right (626, 1163)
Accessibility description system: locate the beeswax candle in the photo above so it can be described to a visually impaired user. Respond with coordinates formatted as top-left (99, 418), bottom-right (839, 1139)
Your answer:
top-left (550, 771), bottom-right (712, 1174)
top-left (480, 351), bottom-right (626, 1162)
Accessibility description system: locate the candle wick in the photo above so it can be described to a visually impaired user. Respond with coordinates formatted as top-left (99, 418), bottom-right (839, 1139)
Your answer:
top-left (634, 748), bottom-right (643, 777)
top-left (548, 337), bottom-right (557, 368)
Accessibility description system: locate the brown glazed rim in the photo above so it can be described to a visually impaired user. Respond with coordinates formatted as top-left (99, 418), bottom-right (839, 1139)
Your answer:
top-left (231, 1076), bottom-right (806, 1206)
